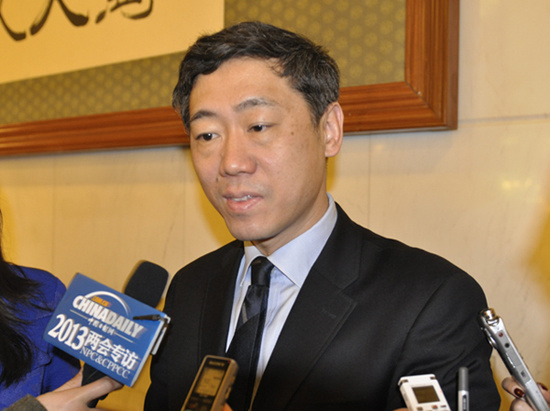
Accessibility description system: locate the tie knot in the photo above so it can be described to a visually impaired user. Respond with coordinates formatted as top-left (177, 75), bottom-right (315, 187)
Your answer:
top-left (250, 257), bottom-right (273, 286)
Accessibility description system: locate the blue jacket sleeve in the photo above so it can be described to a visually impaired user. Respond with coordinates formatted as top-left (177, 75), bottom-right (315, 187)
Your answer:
top-left (40, 272), bottom-right (81, 393)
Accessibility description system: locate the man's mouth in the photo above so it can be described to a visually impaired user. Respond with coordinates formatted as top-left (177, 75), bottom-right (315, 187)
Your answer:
top-left (231, 195), bottom-right (254, 202)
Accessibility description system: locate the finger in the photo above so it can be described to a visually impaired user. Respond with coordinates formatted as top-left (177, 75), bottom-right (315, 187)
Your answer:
top-left (52, 369), bottom-right (84, 393)
top-left (502, 377), bottom-right (525, 398)
top-left (37, 377), bottom-right (121, 411)
top-left (538, 382), bottom-right (550, 403)
top-left (78, 376), bottom-right (123, 402)
top-left (510, 397), bottom-right (533, 411)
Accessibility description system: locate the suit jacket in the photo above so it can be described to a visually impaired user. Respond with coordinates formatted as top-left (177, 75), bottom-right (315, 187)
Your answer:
top-left (146, 204), bottom-right (500, 410)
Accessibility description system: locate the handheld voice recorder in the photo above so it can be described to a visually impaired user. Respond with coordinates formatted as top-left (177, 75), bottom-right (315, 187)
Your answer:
top-left (181, 355), bottom-right (238, 411)
top-left (398, 374), bottom-right (450, 410)
top-left (479, 308), bottom-right (549, 411)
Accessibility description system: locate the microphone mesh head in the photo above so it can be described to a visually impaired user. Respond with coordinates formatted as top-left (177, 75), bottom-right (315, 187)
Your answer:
top-left (124, 260), bottom-right (169, 307)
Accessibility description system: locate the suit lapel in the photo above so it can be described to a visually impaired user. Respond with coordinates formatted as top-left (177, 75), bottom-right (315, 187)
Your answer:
top-left (253, 205), bottom-right (363, 410)
top-left (200, 242), bottom-right (244, 359)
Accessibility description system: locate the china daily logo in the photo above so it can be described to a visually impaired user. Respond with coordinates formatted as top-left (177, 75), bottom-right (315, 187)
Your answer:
top-left (73, 292), bottom-right (145, 338)
top-left (46, 291), bottom-right (146, 379)
top-left (44, 273), bottom-right (169, 385)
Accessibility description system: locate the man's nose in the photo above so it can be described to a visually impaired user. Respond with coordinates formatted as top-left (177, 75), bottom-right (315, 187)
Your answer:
top-left (219, 131), bottom-right (256, 176)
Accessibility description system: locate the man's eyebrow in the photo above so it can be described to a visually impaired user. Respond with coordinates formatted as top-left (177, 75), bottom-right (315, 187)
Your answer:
top-left (189, 97), bottom-right (279, 124)
top-left (234, 97), bottom-right (278, 112)
top-left (189, 110), bottom-right (215, 124)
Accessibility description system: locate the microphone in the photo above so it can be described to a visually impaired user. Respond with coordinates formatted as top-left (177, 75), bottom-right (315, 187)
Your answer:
top-left (82, 260), bottom-right (169, 407)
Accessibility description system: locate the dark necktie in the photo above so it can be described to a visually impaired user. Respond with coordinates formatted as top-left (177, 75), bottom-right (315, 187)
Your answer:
top-left (226, 256), bottom-right (273, 411)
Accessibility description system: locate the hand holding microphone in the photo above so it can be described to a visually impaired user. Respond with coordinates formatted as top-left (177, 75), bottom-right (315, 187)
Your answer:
top-left (503, 377), bottom-right (550, 411)
top-left (34, 369), bottom-right (122, 411)
top-left (479, 308), bottom-right (550, 411)
top-left (43, 260), bottom-right (170, 408)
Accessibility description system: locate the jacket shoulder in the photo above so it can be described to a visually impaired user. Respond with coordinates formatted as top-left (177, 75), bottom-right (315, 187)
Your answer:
top-left (173, 240), bottom-right (243, 281)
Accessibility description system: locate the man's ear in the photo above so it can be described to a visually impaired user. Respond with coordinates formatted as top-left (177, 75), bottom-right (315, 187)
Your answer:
top-left (321, 102), bottom-right (344, 158)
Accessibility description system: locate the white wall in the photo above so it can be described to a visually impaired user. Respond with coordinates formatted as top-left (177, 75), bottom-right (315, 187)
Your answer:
top-left (0, 1), bottom-right (549, 409)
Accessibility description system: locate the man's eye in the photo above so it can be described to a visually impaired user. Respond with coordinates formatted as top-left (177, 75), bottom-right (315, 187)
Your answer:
top-left (196, 132), bottom-right (215, 141)
top-left (249, 124), bottom-right (268, 132)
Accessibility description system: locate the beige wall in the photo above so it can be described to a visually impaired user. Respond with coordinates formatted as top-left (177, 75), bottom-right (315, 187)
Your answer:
top-left (0, 1), bottom-right (549, 410)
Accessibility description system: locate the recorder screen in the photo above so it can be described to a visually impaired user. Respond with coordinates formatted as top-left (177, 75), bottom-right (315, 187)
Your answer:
top-left (412, 385), bottom-right (440, 403)
top-left (195, 367), bottom-right (225, 396)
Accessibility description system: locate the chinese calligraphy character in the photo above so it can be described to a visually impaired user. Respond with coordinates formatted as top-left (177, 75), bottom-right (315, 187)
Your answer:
top-left (96, 0), bottom-right (153, 23)
top-left (0, 0), bottom-right (154, 41)
top-left (84, 331), bottom-right (104, 350)
top-left (30, 0), bottom-right (88, 37)
top-left (97, 338), bottom-right (115, 356)
top-left (110, 344), bottom-right (140, 371)
top-left (120, 349), bottom-right (140, 371)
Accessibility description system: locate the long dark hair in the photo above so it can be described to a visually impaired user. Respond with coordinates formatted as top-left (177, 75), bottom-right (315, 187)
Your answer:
top-left (0, 209), bottom-right (42, 387)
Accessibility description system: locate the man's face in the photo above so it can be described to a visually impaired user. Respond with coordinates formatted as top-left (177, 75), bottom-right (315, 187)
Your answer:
top-left (188, 57), bottom-right (342, 255)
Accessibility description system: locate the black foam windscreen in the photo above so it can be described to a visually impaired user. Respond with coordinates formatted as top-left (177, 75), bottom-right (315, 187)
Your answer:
top-left (124, 260), bottom-right (169, 307)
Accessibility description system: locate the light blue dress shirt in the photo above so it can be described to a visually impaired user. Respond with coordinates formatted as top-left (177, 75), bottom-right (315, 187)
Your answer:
top-left (226, 194), bottom-right (338, 400)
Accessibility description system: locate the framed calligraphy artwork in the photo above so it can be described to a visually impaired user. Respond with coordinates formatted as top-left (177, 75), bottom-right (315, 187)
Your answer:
top-left (0, 0), bottom-right (458, 156)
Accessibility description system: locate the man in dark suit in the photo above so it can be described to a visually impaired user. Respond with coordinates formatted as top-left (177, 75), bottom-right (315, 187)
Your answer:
top-left (145, 21), bottom-right (501, 410)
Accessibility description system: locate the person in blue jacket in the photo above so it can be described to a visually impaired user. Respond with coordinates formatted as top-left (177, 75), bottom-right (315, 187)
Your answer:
top-left (0, 208), bottom-right (80, 408)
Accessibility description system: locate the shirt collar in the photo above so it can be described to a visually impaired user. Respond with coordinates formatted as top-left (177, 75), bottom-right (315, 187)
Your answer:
top-left (241, 194), bottom-right (337, 287)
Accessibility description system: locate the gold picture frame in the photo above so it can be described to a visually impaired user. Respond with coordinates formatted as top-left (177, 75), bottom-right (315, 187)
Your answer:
top-left (0, 0), bottom-right (458, 156)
